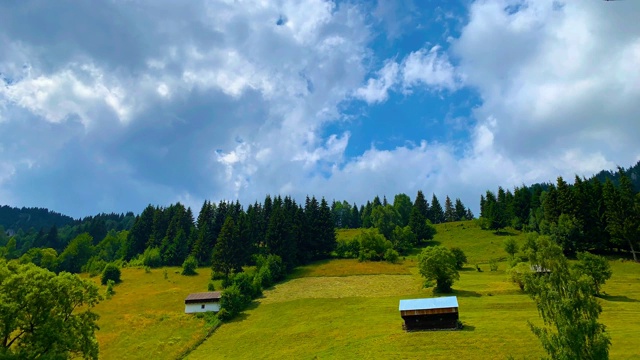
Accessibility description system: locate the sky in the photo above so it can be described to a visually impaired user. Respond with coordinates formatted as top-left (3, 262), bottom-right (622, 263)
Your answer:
top-left (1, 0), bottom-right (639, 219)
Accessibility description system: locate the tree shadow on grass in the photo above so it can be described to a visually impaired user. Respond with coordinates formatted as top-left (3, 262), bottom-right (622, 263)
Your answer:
top-left (224, 302), bottom-right (260, 324)
top-left (600, 294), bottom-right (640, 303)
top-left (493, 230), bottom-right (518, 236)
top-left (451, 289), bottom-right (482, 298)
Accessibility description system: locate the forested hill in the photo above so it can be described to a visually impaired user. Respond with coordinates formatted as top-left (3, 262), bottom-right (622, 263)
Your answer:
top-left (592, 160), bottom-right (640, 190)
top-left (0, 205), bottom-right (75, 233)
top-left (479, 160), bottom-right (640, 261)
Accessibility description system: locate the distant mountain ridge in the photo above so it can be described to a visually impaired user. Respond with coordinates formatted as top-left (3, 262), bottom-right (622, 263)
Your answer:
top-left (0, 206), bottom-right (76, 233)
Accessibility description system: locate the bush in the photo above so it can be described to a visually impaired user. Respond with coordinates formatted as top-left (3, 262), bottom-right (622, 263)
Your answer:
top-left (335, 239), bottom-right (360, 259)
top-left (507, 262), bottom-right (531, 290)
top-left (450, 247), bottom-right (467, 269)
top-left (83, 256), bottom-right (107, 277)
top-left (219, 284), bottom-right (247, 320)
top-left (142, 247), bottom-right (163, 268)
top-left (489, 258), bottom-right (499, 272)
top-left (357, 229), bottom-right (393, 262)
top-left (384, 248), bottom-right (399, 263)
top-left (101, 263), bottom-right (121, 285)
top-left (207, 281), bottom-right (216, 291)
top-left (105, 279), bottom-right (116, 299)
top-left (181, 256), bottom-right (198, 276)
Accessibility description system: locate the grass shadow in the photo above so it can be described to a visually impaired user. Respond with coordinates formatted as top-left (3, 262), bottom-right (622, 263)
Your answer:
top-left (493, 230), bottom-right (518, 236)
top-left (600, 294), bottom-right (640, 303)
top-left (460, 324), bottom-right (476, 332)
top-left (451, 289), bottom-right (482, 298)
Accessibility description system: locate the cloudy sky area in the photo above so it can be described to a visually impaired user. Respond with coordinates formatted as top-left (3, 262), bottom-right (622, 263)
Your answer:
top-left (1, 0), bottom-right (639, 218)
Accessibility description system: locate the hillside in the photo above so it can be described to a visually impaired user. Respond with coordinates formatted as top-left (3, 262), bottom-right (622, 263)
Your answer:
top-left (0, 205), bottom-right (75, 233)
top-left (185, 222), bottom-right (639, 359)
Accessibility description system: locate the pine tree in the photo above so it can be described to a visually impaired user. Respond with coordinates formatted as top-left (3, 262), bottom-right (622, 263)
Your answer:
top-left (454, 199), bottom-right (466, 222)
top-left (429, 194), bottom-right (445, 224)
top-left (444, 196), bottom-right (455, 222)
top-left (212, 217), bottom-right (242, 278)
top-left (318, 198), bottom-right (337, 258)
top-left (124, 205), bottom-right (155, 260)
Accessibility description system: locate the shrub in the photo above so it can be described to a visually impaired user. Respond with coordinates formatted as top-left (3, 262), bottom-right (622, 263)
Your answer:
top-left (450, 247), bottom-right (467, 269)
top-left (142, 247), bottom-right (163, 268)
top-left (101, 263), bottom-right (121, 285)
top-left (83, 256), bottom-right (107, 277)
top-left (573, 252), bottom-right (612, 295)
top-left (384, 248), bottom-right (399, 263)
top-left (489, 258), bottom-right (499, 272)
top-left (335, 239), bottom-right (360, 259)
top-left (507, 262), bottom-right (531, 290)
top-left (207, 281), bottom-right (216, 291)
top-left (105, 279), bottom-right (116, 299)
top-left (181, 256), bottom-right (198, 276)
top-left (357, 229), bottom-right (393, 262)
top-left (503, 237), bottom-right (519, 258)
top-left (219, 284), bottom-right (247, 320)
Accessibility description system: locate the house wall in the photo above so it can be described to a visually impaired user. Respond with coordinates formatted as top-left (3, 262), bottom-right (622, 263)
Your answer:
top-left (185, 302), bottom-right (220, 314)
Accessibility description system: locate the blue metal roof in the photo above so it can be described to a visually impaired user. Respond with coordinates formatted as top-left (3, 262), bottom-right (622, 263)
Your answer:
top-left (399, 296), bottom-right (458, 311)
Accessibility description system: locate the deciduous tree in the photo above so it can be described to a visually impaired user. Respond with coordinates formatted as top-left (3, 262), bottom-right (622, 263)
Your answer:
top-left (0, 261), bottom-right (101, 359)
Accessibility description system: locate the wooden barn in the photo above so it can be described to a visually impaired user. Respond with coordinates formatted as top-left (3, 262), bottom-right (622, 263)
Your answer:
top-left (399, 296), bottom-right (459, 331)
top-left (184, 291), bottom-right (222, 314)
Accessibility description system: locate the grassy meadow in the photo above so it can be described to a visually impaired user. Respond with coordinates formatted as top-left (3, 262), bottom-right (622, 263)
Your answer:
top-left (92, 221), bottom-right (640, 359)
top-left (85, 267), bottom-right (215, 360)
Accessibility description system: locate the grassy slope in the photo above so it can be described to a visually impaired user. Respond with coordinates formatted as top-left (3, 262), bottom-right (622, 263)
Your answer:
top-left (186, 221), bottom-right (640, 359)
top-left (86, 267), bottom-right (217, 360)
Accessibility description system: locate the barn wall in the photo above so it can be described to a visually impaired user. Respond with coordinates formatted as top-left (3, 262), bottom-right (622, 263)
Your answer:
top-left (185, 302), bottom-right (220, 314)
top-left (402, 312), bottom-right (459, 330)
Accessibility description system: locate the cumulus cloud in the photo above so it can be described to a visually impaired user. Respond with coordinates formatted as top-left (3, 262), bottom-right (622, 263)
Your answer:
top-left (451, 0), bottom-right (640, 165)
top-left (1, 0), bottom-right (638, 218)
top-left (354, 45), bottom-right (460, 104)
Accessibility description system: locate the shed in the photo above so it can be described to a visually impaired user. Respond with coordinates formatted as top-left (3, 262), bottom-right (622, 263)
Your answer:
top-left (184, 291), bottom-right (222, 314)
top-left (399, 296), bottom-right (459, 331)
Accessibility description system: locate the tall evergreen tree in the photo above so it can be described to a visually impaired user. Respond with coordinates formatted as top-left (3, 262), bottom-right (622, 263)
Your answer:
top-left (429, 194), bottom-right (445, 224)
top-left (124, 205), bottom-right (155, 260)
top-left (212, 217), bottom-right (242, 278)
top-left (444, 196), bottom-right (456, 222)
top-left (454, 198), bottom-right (466, 222)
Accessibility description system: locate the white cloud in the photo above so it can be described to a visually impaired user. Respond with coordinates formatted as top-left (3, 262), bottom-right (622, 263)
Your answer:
top-left (1, 63), bottom-right (132, 126)
top-left (401, 45), bottom-right (460, 92)
top-left (451, 0), bottom-right (640, 167)
top-left (354, 61), bottom-right (399, 103)
top-left (354, 44), bottom-right (460, 104)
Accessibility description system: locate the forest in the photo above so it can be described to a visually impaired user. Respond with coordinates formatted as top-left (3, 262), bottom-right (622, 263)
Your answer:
top-left (0, 191), bottom-right (472, 277)
top-left (479, 162), bottom-right (640, 261)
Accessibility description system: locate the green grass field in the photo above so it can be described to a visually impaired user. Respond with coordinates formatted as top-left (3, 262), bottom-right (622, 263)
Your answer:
top-left (185, 221), bottom-right (640, 360)
top-left (92, 221), bottom-right (640, 359)
top-left (85, 267), bottom-right (214, 360)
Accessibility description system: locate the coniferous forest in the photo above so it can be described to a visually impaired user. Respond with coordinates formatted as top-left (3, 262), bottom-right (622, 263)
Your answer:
top-left (479, 162), bottom-right (640, 260)
top-left (1, 161), bottom-right (639, 274)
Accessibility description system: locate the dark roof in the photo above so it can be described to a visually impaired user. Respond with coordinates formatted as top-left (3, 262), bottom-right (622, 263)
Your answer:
top-left (185, 291), bottom-right (222, 302)
top-left (399, 296), bottom-right (459, 311)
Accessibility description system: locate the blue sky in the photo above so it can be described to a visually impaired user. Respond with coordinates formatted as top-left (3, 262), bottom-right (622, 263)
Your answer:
top-left (1, 0), bottom-right (639, 218)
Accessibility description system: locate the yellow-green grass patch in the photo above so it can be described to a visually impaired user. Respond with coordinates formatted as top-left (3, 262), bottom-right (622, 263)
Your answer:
top-left (85, 267), bottom-right (215, 360)
top-left (289, 258), bottom-right (413, 278)
top-left (189, 256), bottom-right (640, 359)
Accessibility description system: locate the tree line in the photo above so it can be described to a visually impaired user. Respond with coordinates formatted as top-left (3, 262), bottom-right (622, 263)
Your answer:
top-left (1, 190), bottom-right (473, 274)
top-left (479, 165), bottom-right (640, 261)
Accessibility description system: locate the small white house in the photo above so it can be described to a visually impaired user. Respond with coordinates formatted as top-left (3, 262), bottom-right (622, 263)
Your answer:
top-left (184, 291), bottom-right (222, 314)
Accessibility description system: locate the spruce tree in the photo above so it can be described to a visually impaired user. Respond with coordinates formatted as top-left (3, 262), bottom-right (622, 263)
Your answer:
top-left (444, 196), bottom-right (455, 222)
top-left (429, 194), bottom-right (445, 224)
